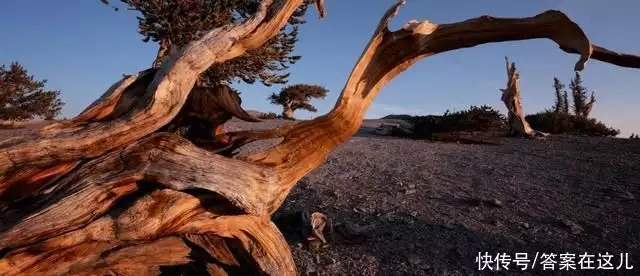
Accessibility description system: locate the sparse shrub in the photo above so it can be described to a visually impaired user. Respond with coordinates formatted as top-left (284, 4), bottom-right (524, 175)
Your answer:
top-left (407, 105), bottom-right (507, 139)
top-left (526, 111), bottom-right (619, 137)
top-left (258, 112), bottom-right (279, 120)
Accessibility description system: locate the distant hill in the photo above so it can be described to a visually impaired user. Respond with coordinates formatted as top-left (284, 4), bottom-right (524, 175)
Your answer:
top-left (380, 114), bottom-right (414, 120)
top-left (246, 110), bottom-right (266, 118)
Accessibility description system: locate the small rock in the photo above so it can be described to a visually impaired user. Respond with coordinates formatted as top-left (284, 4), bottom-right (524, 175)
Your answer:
top-left (400, 216), bottom-right (415, 225)
top-left (405, 189), bottom-right (417, 195)
top-left (296, 242), bottom-right (304, 248)
top-left (383, 212), bottom-right (397, 222)
top-left (408, 184), bottom-right (416, 189)
top-left (321, 256), bottom-right (336, 266)
top-left (408, 255), bottom-right (422, 265)
top-left (353, 206), bottom-right (367, 214)
top-left (561, 219), bottom-right (584, 234)
top-left (336, 223), bottom-right (376, 244)
top-left (305, 265), bottom-right (317, 275)
top-left (308, 239), bottom-right (323, 252)
top-left (533, 226), bottom-right (547, 234)
top-left (522, 222), bottom-right (530, 229)
top-left (410, 211), bottom-right (418, 217)
top-left (488, 198), bottom-right (503, 208)
top-left (621, 191), bottom-right (635, 200)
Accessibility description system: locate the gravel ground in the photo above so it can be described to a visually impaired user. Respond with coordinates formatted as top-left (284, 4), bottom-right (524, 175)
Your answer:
top-left (230, 119), bottom-right (640, 275)
top-left (3, 119), bottom-right (640, 275)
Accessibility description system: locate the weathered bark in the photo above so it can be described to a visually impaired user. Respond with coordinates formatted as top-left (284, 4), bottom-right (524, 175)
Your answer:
top-left (500, 57), bottom-right (546, 137)
top-left (2, 0), bottom-right (639, 275)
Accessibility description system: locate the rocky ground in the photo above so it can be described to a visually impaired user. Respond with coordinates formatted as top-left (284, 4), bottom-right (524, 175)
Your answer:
top-left (3, 119), bottom-right (640, 275)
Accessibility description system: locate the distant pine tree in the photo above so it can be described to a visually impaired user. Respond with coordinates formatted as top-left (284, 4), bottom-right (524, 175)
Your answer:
top-left (0, 62), bottom-right (64, 120)
top-left (552, 77), bottom-right (566, 113)
top-left (268, 84), bottom-right (328, 120)
top-left (569, 72), bottom-right (596, 117)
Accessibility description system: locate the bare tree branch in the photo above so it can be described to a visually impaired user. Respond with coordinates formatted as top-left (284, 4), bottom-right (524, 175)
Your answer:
top-left (0, 0), bottom-right (324, 175)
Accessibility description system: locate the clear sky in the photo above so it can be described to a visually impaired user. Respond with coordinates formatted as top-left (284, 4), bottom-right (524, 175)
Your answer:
top-left (1, 0), bottom-right (638, 136)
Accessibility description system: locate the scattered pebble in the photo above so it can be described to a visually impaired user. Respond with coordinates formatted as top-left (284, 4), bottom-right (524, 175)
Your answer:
top-left (308, 239), bottom-right (323, 252)
top-left (561, 219), bottom-right (584, 234)
top-left (621, 191), bottom-right (635, 200)
top-left (353, 207), bottom-right (367, 214)
top-left (405, 189), bottom-right (417, 195)
top-left (335, 223), bottom-right (376, 244)
top-left (488, 198), bottom-right (503, 208)
top-left (305, 265), bottom-right (317, 275)
top-left (408, 255), bottom-right (423, 265)
top-left (321, 256), bottom-right (337, 266)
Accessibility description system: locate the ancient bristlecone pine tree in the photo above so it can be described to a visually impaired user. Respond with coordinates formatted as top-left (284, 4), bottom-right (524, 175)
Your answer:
top-left (268, 84), bottom-right (328, 120)
top-left (500, 57), bottom-right (546, 137)
top-left (1, 1), bottom-right (639, 275)
top-left (107, 0), bottom-right (312, 87)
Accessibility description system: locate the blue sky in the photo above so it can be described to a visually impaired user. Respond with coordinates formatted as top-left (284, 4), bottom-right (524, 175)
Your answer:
top-left (1, 0), bottom-right (639, 136)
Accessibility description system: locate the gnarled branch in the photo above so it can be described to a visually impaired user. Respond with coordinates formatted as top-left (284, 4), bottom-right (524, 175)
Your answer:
top-left (225, 1), bottom-right (640, 208)
top-left (0, 0), bottom-right (325, 176)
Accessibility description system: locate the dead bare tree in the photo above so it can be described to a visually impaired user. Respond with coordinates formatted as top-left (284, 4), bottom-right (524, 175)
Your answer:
top-left (1, 1), bottom-right (639, 275)
top-left (500, 57), bottom-right (546, 137)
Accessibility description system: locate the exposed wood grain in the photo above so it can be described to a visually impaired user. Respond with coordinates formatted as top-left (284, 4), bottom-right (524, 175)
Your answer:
top-left (0, 0), bottom-right (324, 176)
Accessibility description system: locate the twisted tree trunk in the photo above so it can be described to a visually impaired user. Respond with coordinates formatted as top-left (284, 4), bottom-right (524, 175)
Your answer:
top-left (1, 1), bottom-right (639, 275)
top-left (282, 103), bottom-right (295, 120)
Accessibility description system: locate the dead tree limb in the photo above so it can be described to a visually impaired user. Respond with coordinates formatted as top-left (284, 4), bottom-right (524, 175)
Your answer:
top-left (500, 57), bottom-right (547, 137)
top-left (1, 0), bottom-right (639, 275)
